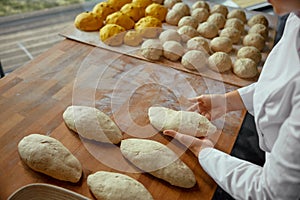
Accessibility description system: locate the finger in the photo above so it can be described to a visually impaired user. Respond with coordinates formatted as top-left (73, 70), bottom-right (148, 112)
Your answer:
top-left (188, 97), bottom-right (199, 102)
top-left (163, 130), bottom-right (197, 147)
top-left (187, 103), bottom-right (199, 112)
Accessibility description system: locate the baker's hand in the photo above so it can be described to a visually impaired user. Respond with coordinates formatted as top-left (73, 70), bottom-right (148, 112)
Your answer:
top-left (188, 94), bottom-right (227, 121)
top-left (163, 130), bottom-right (214, 157)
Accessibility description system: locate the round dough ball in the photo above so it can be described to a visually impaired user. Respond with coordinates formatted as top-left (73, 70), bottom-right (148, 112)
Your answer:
top-left (92, 2), bottom-right (115, 19)
top-left (164, 0), bottom-right (182, 9)
top-left (106, 11), bottom-right (135, 30)
top-left (248, 14), bottom-right (269, 27)
top-left (135, 16), bottom-right (162, 38)
top-left (233, 58), bottom-right (258, 78)
top-left (172, 2), bottom-right (190, 16)
top-left (187, 36), bottom-right (210, 53)
top-left (248, 23), bottom-right (268, 40)
top-left (178, 16), bottom-right (199, 29)
top-left (177, 25), bottom-right (199, 42)
top-left (107, 0), bottom-right (132, 10)
top-left (243, 33), bottom-right (265, 51)
top-left (163, 41), bottom-right (185, 61)
top-left (166, 9), bottom-right (185, 25)
top-left (181, 50), bottom-right (208, 71)
top-left (210, 4), bottom-right (228, 17)
top-left (140, 39), bottom-right (163, 60)
top-left (192, 1), bottom-right (210, 11)
top-left (191, 8), bottom-right (209, 23)
top-left (74, 12), bottom-right (103, 31)
top-left (145, 3), bottom-right (168, 22)
top-left (219, 27), bottom-right (241, 44)
top-left (207, 13), bottom-right (226, 29)
top-left (132, 0), bottom-right (152, 8)
top-left (100, 24), bottom-right (126, 46)
top-left (237, 46), bottom-right (262, 64)
top-left (210, 37), bottom-right (233, 53)
top-left (159, 29), bottom-right (181, 43)
top-left (225, 18), bottom-right (244, 33)
top-left (227, 9), bottom-right (247, 23)
top-left (208, 52), bottom-right (232, 72)
top-left (120, 3), bottom-right (144, 22)
top-left (197, 22), bottom-right (219, 39)
top-left (124, 30), bottom-right (143, 46)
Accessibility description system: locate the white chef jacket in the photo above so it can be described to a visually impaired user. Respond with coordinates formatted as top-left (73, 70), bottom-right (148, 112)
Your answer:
top-left (199, 13), bottom-right (300, 200)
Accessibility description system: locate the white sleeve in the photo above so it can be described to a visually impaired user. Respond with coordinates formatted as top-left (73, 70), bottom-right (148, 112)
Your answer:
top-left (237, 83), bottom-right (256, 115)
top-left (198, 93), bottom-right (300, 200)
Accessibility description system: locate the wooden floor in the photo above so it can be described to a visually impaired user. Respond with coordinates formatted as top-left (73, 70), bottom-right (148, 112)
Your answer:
top-left (0, 2), bottom-right (95, 74)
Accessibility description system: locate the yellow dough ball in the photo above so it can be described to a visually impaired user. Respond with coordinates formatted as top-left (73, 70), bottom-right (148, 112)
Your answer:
top-left (107, 0), bottom-right (132, 10)
top-left (120, 3), bottom-right (145, 22)
top-left (135, 16), bottom-right (162, 38)
top-left (74, 11), bottom-right (103, 31)
top-left (100, 24), bottom-right (126, 46)
top-left (132, 0), bottom-right (153, 9)
top-left (124, 30), bottom-right (143, 46)
top-left (145, 3), bottom-right (168, 22)
top-left (92, 2), bottom-right (115, 19)
top-left (106, 11), bottom-right (135, 30)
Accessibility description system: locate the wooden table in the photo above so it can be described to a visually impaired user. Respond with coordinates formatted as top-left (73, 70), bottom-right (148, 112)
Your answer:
top-left (0, 38), bottom-right (245, 200)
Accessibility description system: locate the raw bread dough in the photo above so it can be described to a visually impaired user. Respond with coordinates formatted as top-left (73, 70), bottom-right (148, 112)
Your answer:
top-left (248, 14), bottom-right (269, 27)
top-left (186, 36), bottom-right (210, 53)
top-left (148, 106), bottom-right (217, 136)
top-left (120, 138), bottom-right (196, 188)
top-left (237, 46), bottom-right (262, 64)
top-left (233, 58), bottom-right (258, 78)
top-left (219, 27), bottom-right (241, 44)
top-left (210, 4), bottom-right (228, 17)
top-left (132, 0), bottom-right (152, 8)
top-left (192, 1), bottom-right (210, 11)
top-left (124, 30), bottom-right (143, 46)
top-left (210, 36), bottom-right (233, 53)
top-left (227, 9), bottom-right (247, 23)
top-left (87, 171), bottom-right (153, 200)
top-left (18, 134), bottom-right (82, 183)
top-left (106, 11), bottom-right (135, 30)
top-left (135, 16), bottom-right (162, 38)
top-left (164, 0), bottom-right (182, 9)
top-left (159, 29), bottom-right (182, 43)
top-left (163, 41), bottom-right (184, 61)
top-left (107, 0), bottom-right (131, 10)
top-left (208, 52), bottom-right (232, 73)
top-left (165, 9), bottom-right (185, 26)
top-left (172, 2), bottom-right (190, 16)
top-left (100, 24), bottom-right (125, 46)
top-left (197, 22), bottom-right (219, 39)
top-left (140, 39), bottom-right (163, 60)
top-left (181, 50), bottom-right (208, 71)
top-left (177, 25), bottom-right (199, 42)
top-left (207, 13), bottom-right (226, 29)
top-left (178, 16), bottom-right (198, 29)
top-left (92, 2), bottom-right (115, 19)
top-left (145, 3), bottom-right (168, 22)
top-left (191, 8), bottom-right (209, 23)
top-left (120, 3), bottom-right (144, 22)
top-left (248, 23), bottom-right (268, 40)
top-left (74, 12), bottom-right (103, 31)
top-left (224, 18), bottom-right (244, 34)
top-left (243, 33), bottom-right (265, 51)
top-left (63, 105), bottom-right (122, 144)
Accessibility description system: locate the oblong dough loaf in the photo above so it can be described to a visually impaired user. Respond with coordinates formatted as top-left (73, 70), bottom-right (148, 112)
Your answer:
top-left (63, 105), bottom-right (122, 144)
top-left (18, 134), bottom-right (82, 183)
top-left (148, 106), bottom-right (217, 137)
top-left (120, 138), bottom-right (196, 188)
top-left (87, 171), bottom-right (153, 200)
